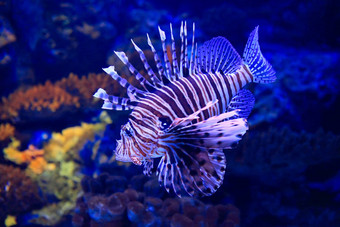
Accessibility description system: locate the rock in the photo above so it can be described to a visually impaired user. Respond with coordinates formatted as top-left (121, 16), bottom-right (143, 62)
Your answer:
top-left (145, 197), bottom-right (163, 214)
top-left (124, 188), bottom-right (139, 201)
top-left (183, 204), bottom-right (199, 220)
top-left (87, 194), bottom-right (125, 222)
top-left (205, 205), bottom-right (218, 226)
top-left (105, 175), bottom-right (128, 193)
top-left (226, 211), bottom-right (240, 225)
top-left (127, 201), bottom-right (145, 223)
top-left (144, 177), bottom-right (164, 197)
top-left (162, 198), bottom-right (180, 218)
top-left (130, 174), bottom-right (149, 191)
top-left (72, 213), bottom-right (85, 227)
top-left (142, 210), bottom-right (160, 227)
top-left (170, 213), bottom-right (194, 227)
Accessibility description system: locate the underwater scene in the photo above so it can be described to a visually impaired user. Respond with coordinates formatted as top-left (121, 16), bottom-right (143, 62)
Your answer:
top-left (0, 0), bottom-right (339, 226)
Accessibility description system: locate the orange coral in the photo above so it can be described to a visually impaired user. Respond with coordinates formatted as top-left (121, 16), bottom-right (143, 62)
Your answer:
top-left (56, 72), bottom-right (139, 104)
top-left (0, 123), bottom-right (15, 141)
top-left (0, 81), bottom-right (79, 120)
top-left (0, 72), bottom-right (139, 121)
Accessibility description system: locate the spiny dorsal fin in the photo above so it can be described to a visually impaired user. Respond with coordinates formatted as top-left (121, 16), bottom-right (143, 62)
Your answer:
top-left (93, 88), bottom-right (137, 111)
top-left (102, 66), bottom-right (144, 101)
top-left (197, 37), bottom-right (242, 74)
top-left (146, 33), bottom-right (168, 85)
top-left (170, 23), bottom-right (180, 79)
top-left (189, 23), bottom-right (195, 75)
top-left (95, 22), bottom-right (199, 111)
top-left (130, 39), bottom-right (163, 88)
top-left (114, 51), bottom-right (156, 92)
top-left (158, 26), bottom-right (174, 81)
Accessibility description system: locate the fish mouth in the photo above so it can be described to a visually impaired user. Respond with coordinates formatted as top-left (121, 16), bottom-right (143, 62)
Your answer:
top-left (114, 139), bottom-right (132, 162)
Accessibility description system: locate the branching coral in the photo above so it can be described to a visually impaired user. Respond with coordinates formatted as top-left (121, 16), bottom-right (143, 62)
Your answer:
top-left (26, 113), bottom-right (111, 226)
top-left (0, 72), bottom-right (135, 122)
top-left (2, 112), bottom-right (112, 226)
top-left (0, 164), bottom-right (43, 223)
top-left (0, 123), bottom-right (15, 141)
top-left (3, 139), bottom-right (55, 174)
top-left (0, 81), bottom-right (79, 121)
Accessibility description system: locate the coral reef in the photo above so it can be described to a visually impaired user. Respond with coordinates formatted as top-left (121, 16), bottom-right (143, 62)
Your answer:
top-left (72, 173), bottom-right (241, 227)
top-left (3, 139), bottom-right (55, 174)
top-left (227, 126), bottom-right (340, 226)
top-left (235, 127), bottom-right (340, 178)
top-left (2, 112), bottom-right (112, 226)
top-left (0, 72), bottom-right (135, 123)
top-left (27, 113), bottom-right (111, 225)
top-left (0, 81), bottom-right (79, 121)
top-left (0, 123), bottom-right (15, 141)
top-left (0, 164), bottom-right (43, 224)
top-left (250, 49), bottom-right (340, 129)
top-left (0, 17), bottom-right (16, 49)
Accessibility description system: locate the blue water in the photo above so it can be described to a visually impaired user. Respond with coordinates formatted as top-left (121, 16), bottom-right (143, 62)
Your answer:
top-left (0, 0), bottom-right (339, 226)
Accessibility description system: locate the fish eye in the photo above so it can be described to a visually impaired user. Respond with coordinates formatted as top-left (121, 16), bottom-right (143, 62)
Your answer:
top-left (123, 124), bottom-right (134, 137)
top-left (124, 127), bottom-right (133, 137)
top-left (159, 116), bottom-right (172, 130)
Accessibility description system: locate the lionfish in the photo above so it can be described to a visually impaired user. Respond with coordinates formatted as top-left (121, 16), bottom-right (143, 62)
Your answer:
top-left (94, 22), bottom-right (276, 197)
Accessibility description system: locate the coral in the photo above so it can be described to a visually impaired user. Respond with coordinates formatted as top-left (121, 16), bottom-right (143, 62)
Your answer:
top-left (4, 215), bottom-right (16, 227)
top-left (227, 126), bottom-right (340, 226)
top-left (0, 80), bottom-right (79, 121)
top-left (72, 173), bottom-right (240, 227)
top-left (3, 139), bottom-right (55, 174)
top-left (0, 17), bottom-right (16, 48)
top-left (0, 164), bottom-right (43, 222)
top-left (26, 113), bottom-right (111, 225)
top-left (0, 72), bottom-right (136, 123)
top-left (56, 72), bottom-right (124, 104)
top-left (250, 50), bottom-right (340, 128)
top-left (0, 123), bottom-right (15, 141)
top-left (235, 127), bottom-right (340, 178)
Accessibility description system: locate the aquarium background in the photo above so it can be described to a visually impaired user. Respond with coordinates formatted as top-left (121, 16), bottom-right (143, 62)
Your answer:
top-left (0, 0), bottom-right (339, 226)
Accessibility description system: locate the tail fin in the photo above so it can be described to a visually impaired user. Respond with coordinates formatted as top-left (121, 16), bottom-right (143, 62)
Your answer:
top-left (243, 26), bottom-right (276, 83)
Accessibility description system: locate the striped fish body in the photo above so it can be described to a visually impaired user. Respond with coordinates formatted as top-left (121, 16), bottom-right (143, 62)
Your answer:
top-left (94, 22), bottom-right (276, 197)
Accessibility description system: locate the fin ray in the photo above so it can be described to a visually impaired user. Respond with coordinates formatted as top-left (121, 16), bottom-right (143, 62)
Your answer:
top-left (197, 37), bottom-right (242, 74)
top-left (243, 26), bottom-right (276, 83)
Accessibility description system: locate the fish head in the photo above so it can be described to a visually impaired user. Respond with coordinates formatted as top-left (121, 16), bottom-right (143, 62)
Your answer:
top-left (115, 121), bottom-right (142, 165)
top-left (115, 111), bottom-right (161, 165)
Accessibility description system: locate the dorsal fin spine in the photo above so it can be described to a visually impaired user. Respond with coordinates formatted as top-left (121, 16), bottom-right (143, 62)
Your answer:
top-left (215, 39), bottom-right (226, 71)
top-left (189, 23), bottom-right (195, 75)
top-left (158, 26), bottom-right (174, 81)
top-left (194, 43), bottom-right (198, 74)
top-left (93, 88), bottom-right (136, 111)
top-left (196, 43), bottom-right (202, 73)
top-left (184, 21), bottom-right (188, 71)
top-left (147, 33), bottom-right (165, 84)
top-left (102, 66), bottom-right (144, 101)
top-left (130, 39), bottom-right (162, 88)
top-left (180, 21), bottom-right (184, 78)
top-left (170, 23), bottom-right (179, 79)
top-left (114, 51), bottom-right (155, 92)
